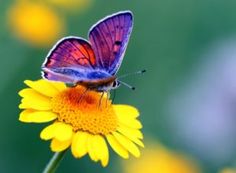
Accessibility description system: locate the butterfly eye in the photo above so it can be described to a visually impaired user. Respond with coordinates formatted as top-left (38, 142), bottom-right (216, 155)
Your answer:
top-left (112, 81), bottom-right (117, 87)
top-left (112, 80), bottom-right (120, 88)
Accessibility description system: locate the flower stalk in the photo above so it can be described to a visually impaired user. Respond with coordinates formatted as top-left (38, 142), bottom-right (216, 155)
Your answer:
top-left (43, 150), bottom-right (67, 173)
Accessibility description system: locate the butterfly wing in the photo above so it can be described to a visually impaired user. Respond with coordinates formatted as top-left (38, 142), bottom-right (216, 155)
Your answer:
top-left (42, 37), bottom-right (98, 83)
top-left (89, 11), bottom-right (133, 75)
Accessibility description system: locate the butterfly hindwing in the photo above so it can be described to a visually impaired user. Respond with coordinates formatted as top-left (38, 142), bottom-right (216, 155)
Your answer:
top-left (89, 11), bottom-right (133, 75)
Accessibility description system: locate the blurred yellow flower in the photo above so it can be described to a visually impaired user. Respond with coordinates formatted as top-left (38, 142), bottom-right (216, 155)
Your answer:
top-left (47, 0), bottom-right (92, 12)
top-left (18, 79), bottom-right (144, 167)
top-left (123, 142), bottom-right (201, 173)
top-left (220, 168), bottom-right (236, 173)
top-left (8, 1), bottom-right (64, 47)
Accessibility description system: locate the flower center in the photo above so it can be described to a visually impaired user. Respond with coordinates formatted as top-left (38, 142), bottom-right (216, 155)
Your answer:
top-left (51, 86), bottom-right (118, 135)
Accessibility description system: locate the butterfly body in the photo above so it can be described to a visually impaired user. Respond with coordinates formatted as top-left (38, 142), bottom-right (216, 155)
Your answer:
top-left (78, 76), bottom-right (118, 92)
top-left (42, 11), bottom-right (133, 92)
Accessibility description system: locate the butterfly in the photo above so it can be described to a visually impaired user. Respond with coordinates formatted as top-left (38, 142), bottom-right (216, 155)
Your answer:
top-left (42, 11), bottom-right (133, 92)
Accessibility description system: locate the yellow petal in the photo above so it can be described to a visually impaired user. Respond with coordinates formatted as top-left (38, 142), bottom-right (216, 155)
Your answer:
top-left (114, 105), bottom-right (142, 129)
top-left (19, 88), bottom-right (44, 98)
top-left (40, 122), bottom-right (73, 141)
top-left (19, 94), bottom-right (51, 110)
top-left (19, 88), bottom-right (50, 100)
top-left (113, 105), bottom-right (139, 118)
top-left (119, 118), bottom-right (142, 129)
top-left (50, 81), bottom-right (67, 91)
top-left (87, 134), bottom-right (99, 162)
top-left (53, 122), bottom-right (73, 141)
top-left (106, 134), bottom-right (129, 159)
top-left (118, 124), bottom-right (143, 139)
top-left (117, 125), bottom-right (144, 147)
top-left (93, 135), bottom-right (109, 167)
top-left (19, 109), bottom-right (57, 123)
top-left (51, 138), bottom-right (71, 152)
top-left (40, 123), bottom-right (58, 140)
top-left (71, 131), bottom-right (88, 158)
top-left (24, 79), bottom-right (59, 97)
top-left (112, 132), bottom-right (140, 158)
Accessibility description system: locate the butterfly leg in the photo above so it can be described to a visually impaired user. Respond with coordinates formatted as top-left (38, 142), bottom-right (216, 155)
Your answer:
top-left (106, 91), bottom-right (111, 107)
top-left (98, 91), bottom-right (105, 108)
top-left (78, 87), bottom-right (89, 104)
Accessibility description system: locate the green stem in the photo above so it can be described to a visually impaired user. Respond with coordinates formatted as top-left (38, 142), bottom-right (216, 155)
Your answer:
top-left (43, 150), bottom-right (67, 173)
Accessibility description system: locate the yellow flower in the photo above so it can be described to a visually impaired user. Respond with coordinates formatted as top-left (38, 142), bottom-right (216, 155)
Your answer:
top-left (220, 168), bottom-right (236, 173)
top-left (18, 79), bottom-right (144, 167)
top-left (123, 142), bottom-right (202, 173)
top-left (8, 1), bottom-right (64, 47)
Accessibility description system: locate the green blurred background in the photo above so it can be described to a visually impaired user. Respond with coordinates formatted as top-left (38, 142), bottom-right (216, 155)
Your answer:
top-left (1, 0), bottom-right (236, 172)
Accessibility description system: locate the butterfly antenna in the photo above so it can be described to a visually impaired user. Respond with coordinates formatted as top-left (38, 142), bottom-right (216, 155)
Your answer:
top-left (118, 80), bottom-right (135, 90)
top-left (117, 69), bottom-right (146, 79)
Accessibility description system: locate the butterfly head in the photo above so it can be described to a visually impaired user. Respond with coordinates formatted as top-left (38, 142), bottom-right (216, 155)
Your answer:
top-left (95, 79), bottom-right (120, 92)
top-left (111, 80), bottom-right (121, 89)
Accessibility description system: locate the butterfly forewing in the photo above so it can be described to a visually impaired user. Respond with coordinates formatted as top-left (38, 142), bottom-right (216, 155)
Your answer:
top-left (43, 37), bottom-right (96, 69)
top-left (42, 37), bottom-right (99, 83)
top-left (89, 11), bottom-right (133, 75)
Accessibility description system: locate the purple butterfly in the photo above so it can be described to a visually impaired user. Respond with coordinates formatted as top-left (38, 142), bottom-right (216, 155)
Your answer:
top-left (42, 11), bottom-right (133, 92)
